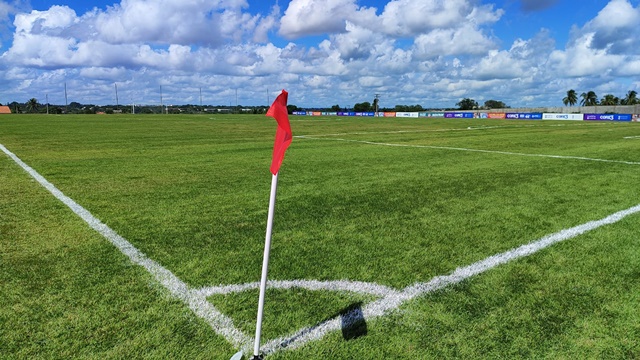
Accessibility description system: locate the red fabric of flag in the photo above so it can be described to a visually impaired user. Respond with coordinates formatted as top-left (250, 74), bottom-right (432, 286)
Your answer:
top-left (266, 90), bottom-right (292, 175)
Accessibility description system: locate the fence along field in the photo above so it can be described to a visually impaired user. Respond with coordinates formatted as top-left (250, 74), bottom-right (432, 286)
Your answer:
top-left (1, 114), bottom-right (639, 359)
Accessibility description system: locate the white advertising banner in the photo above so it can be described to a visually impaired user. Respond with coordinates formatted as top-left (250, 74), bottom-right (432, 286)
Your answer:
top-left (395, 112), bottom-right (420, 118)
top-left (542, 113), bottom-right (584, 121)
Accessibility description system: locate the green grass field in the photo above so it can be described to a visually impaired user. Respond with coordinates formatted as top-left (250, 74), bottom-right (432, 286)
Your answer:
top-left (1, 114), bottom-right (639, 359)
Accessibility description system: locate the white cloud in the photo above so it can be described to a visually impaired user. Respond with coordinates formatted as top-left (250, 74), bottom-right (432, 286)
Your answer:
top-left (279, 0), bottom-right (378, 39)
top-left (412, 24), bottom-right (497, 59)
top-left (379, 0), bottom-right (503, 36)
top-left (547, 0), bottom-right (640, 77)
top-left (13, 5), bottom-right (76, 33)
top-left (584, 0), bottom-right (640, 54)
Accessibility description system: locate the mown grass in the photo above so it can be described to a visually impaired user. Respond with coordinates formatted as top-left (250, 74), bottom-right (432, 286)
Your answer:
top-left (1, 114), bottom-right (639, 359)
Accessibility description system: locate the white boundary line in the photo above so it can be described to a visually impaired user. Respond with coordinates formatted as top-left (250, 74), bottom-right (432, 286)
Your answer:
top-left (297, 122), bottom-right (602, 138)
top-left (624, 135), bottom-right (640, 139)
top-left (3, 143), bottom-right (640, 356)
top-left (261, 203), bottom-right (640, 353)
top-left (0, 144), bottom-right (250, 349)
top-left (296, 136), bottom-right (640, 166)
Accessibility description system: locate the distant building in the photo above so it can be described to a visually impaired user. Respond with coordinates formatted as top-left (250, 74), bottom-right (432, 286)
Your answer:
top-left (0, 106), bottom-right (12, 114)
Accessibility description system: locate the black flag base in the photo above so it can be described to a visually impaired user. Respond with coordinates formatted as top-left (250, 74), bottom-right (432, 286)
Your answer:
top-left (250, 355), bottom-right (264, 360)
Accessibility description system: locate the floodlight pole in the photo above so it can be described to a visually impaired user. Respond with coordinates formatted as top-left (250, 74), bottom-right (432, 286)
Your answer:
top-left (251, 172), bottom-right (279, 360)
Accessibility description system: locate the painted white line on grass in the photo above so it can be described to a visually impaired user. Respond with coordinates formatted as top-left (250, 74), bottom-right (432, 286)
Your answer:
top-left (297, 136), bottom-right (640, 166)
top-left (262, 203), bottom-right (640, 354)
top-left (196, 279), bottom-right (401, 298)
top-left (297, 126), bottom-right (505, 138)
top-left (0, 144), bottom-right (251, 350)
top-left (296, 122), bottom-right (608, 138)
top-left (624, 135), bottom-right (640, 139)
top-left (5, 142), bottom-right (640, 356)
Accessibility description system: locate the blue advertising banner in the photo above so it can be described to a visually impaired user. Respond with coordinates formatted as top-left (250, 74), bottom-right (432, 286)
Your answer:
top-left (445, 112), bottom-right (474, 118)
top-left (505, 113), bottom-right (543, 120)
top-left (292, 111), bottom-right (306, 115)
top-left (584, 114), bottom-right (632, 121)
top-left (355, 112), bottom-right (375, 117)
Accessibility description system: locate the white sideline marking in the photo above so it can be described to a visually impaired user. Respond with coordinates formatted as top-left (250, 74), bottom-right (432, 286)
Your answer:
top-left (297, 136), bottom-right (640, 166)
top-left (0, 144), bottom-right (250, 349)
top-left (624, 135), bottom-right (640, 139)
top-left (298, 126), bottom-right (505, 137)
top-left (4, 143), bottom-right (640, 356)
top-left (297, 122), bottom-right (599, 138)
top-left (261, 203), bottom-right (640, 353)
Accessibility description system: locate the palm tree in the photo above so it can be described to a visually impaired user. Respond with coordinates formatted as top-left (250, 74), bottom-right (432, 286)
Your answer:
top-left (26, 98), bottom-right (39, 113)
top-left (563, 89), bottom-right (578, 106)
top-left (622, 90), bottom-right (638, 105)
top-left (599, 94), bottom-right (619, 106)
top-left (580, 91), bottom-right (598, 106)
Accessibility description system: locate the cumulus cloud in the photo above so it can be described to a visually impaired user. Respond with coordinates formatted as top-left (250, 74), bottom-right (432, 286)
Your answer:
top-left (547, 0), bottom-right (640, 78)
top-left (584, 0), bottom-right (640, 54)
top-left (279, 0), bottom-right (378, 39)
top-left (412, 23), bottom-right (497, 59)
top-left (380, 0), bottom-right (503, 36)
top-left (549, 32), bottom-right (625, 77)
top-left (469, 30), bottom-right (555, 80)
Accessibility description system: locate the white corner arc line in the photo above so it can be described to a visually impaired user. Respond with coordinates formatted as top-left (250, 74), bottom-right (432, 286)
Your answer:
top-left (196, 279), bottom-right (401, 298)
top-left (0, 144), bottom-right (250, 349)
top-left (261, 203), bottom-right (640, 354)
top-left (297, 136), bottom-right (640, 166)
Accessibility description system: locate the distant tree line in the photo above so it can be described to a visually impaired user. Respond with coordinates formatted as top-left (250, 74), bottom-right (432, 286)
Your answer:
top-left (563, 89), bottom-right (638, 106)
top-left (455, 98), bottom-right (509, 110)
top-left (3, 99), bottom-right (272, 115)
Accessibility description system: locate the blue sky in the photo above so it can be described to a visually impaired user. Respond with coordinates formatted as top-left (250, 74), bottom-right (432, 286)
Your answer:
top-left (1, 0), bottom-right (639, 108)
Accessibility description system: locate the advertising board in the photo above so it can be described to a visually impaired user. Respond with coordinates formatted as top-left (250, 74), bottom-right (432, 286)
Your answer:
top-left (445, 112), bottom-right (474, 118)
top-left (384, 112), bottom-right (397, 117)
top-left (583, 114), bottom-right (632, 121)
top-left (396, 112), bottom-right (419, 118)
top-left (419, 112), bottom-right (445, 117)
top-left (487, 113), bottom-right (506, 119)
top-left (542, 113), bottom-right (584, 121)
top-left (505, 113), bottom-right (543, 120)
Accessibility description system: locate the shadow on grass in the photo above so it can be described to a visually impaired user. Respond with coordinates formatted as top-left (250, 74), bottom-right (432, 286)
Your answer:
top-left (340, 302), bottom-right (368, 341)
top-left (270, 301), bottom-right (368, 353)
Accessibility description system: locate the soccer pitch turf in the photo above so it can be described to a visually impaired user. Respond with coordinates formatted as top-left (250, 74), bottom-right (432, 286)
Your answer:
top-left (1, 114), bottom-right (639, 359)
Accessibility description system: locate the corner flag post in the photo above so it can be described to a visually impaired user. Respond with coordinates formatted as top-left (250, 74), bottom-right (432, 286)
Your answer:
top-left (249, 90), bottom-right (292, 360)
top-left (252, 172), bottom-right (278, 359)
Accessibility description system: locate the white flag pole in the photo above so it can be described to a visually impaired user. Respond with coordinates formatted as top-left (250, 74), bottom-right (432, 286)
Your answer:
top-left (251, 172), bottom-right (279, 359)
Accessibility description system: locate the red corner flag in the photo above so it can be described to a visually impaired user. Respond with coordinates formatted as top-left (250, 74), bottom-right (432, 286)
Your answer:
top-left (266, 90), bottom-right (292, 175)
